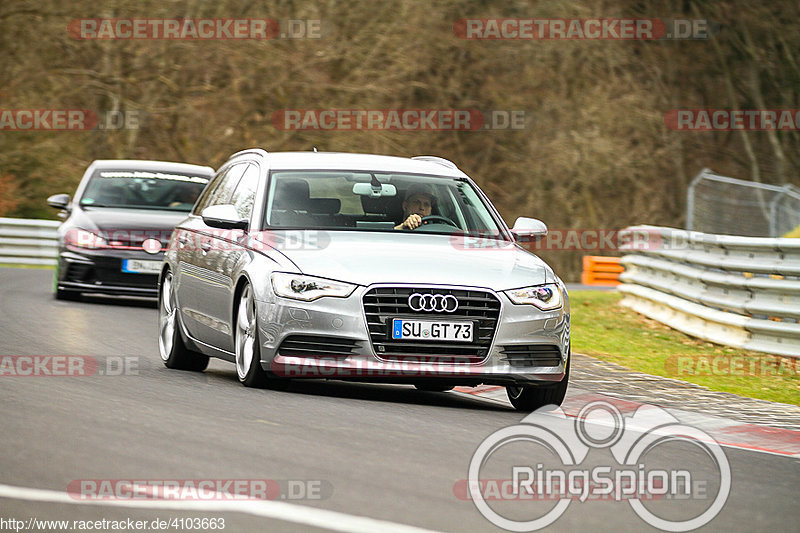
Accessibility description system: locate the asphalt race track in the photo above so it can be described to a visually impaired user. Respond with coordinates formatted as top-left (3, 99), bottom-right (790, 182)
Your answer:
top-left (1, 267), bottom-right (798, 532)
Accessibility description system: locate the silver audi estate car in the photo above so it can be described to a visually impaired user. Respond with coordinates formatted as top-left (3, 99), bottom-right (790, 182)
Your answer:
top-left (158, 149), bottom-right (570, 411)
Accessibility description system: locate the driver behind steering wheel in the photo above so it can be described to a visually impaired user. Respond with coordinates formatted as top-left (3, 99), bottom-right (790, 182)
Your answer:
top-left (394, 183), bottom-right (436, 230)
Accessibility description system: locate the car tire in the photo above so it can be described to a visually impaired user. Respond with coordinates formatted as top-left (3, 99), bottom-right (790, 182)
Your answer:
top-left (414, 383), bottom-right (455, 392)
top-left (235, 284), bottom-right (288, 389)
top-left (506, 353), bottom-right (570, 412)
top-left (158, 270), bottom-right (209, 371)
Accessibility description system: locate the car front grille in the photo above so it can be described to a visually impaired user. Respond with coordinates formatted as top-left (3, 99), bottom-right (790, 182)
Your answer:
top-left (363, 286), bottom-right (501, 363)
top-left (89, 257), bottom-right (160, 288)
top-left (277, 335), bottom-right (359, 358)
top-left (500, 345), bottom-right (563, 367)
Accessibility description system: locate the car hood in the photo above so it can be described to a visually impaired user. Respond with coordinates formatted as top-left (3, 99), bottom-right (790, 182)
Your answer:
top-left (67, 207), bottom-right (188, 242)
top-left (268, 231), bottom-right (551, 290)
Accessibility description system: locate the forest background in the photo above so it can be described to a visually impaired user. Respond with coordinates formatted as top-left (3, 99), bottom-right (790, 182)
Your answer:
top-left (1, 0), bottom-right (798, 279)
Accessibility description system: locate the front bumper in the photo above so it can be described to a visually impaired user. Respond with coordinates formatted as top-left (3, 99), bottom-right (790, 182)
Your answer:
top-left (256, 284), bottom-right (570, 387)
top-left (56, 249), bottom-right (163, 298)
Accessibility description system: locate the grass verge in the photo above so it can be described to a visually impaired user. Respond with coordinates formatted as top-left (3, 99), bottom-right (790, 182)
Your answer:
top-left (570, 290), bottom-right (800, 406)
top-left (0, 263), bottom-right (55, 269)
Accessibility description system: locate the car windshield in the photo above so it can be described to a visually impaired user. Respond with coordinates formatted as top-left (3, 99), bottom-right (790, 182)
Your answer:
top-left (264, 171), bottom-right (506, 237)
top-left (79, 170), bottom-right (210, 211)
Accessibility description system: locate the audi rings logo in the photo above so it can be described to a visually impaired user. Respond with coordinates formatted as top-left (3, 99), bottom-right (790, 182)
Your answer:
top-left (408, 293), bottom-right (459, 313)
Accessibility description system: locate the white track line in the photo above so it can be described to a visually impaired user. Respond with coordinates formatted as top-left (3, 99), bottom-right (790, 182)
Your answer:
top-left (0, 483), bottom-right (443, 533)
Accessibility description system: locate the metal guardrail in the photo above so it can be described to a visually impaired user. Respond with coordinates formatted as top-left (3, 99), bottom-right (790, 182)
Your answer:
top-left (0, 217), bottom-right (60, 266)
top-left (618, 225), bottom-right (800, 358)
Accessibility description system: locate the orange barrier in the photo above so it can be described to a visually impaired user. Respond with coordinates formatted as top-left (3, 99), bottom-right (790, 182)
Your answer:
top-left (581, 256), bottom-right (623, 286)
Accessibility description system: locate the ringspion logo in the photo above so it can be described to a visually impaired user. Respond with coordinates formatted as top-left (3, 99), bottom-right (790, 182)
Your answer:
top-left (464, 401), bottom-right (730, 531)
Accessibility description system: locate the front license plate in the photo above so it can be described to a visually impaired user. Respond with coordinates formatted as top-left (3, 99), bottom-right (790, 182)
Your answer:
top-left (122, 259), bottom-right (162, 274)
top-left (391, 319), bottom-right (473, 342)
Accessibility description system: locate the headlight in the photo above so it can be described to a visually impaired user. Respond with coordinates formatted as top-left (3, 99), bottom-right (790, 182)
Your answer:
top-left (65, 229), bottom-right (107, 249)
top-left (271, 273), bottom-right (356, 302)
top-left (505, 283), bottom-right (563, 310)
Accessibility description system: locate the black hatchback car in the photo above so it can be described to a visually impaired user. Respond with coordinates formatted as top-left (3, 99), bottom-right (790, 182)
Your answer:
top-left (48, 159), bottom-right (213, 300)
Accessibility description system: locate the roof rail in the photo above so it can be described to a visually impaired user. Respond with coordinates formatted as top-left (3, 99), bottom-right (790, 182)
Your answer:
top-left (229, 148), bottom-right (269, 159)
top-left (411, 155), bottom-right (458, 170)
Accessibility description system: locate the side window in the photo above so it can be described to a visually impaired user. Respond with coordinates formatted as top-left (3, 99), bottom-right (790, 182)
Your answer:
top-left (230, 164), bottom-right (260, 220)
top-left (192, 167), bottom-right (231, 215)
top-left (206, 163), bottom-right (248, 208)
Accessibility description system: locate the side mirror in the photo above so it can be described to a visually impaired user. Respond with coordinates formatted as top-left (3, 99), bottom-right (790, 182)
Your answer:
top-left (201, 205), bottom-right (248, 230)
top-left (47, 193), bottom-right (70, 210)
top-left (511, 217), bottom-right (547, 242)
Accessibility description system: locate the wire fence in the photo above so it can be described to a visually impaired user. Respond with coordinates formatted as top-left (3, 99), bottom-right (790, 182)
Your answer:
top-left (687, 169), bottom-right (800, 237)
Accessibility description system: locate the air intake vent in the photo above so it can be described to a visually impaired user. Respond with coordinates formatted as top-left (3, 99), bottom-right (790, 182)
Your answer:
top-left (277, 335), bottom-right (359, 358)
top-left (65, 263), bottom-right (96, 283)
top-left (500, 345), bottom-right (563, 368)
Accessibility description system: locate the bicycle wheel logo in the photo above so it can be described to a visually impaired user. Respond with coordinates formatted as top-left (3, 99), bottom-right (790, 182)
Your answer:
top-left (467, 401), bottom-right (730, 531)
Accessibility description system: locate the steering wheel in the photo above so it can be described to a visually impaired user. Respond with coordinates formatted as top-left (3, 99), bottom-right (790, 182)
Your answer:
top-left (420, 215), bottom-right (458, 227)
